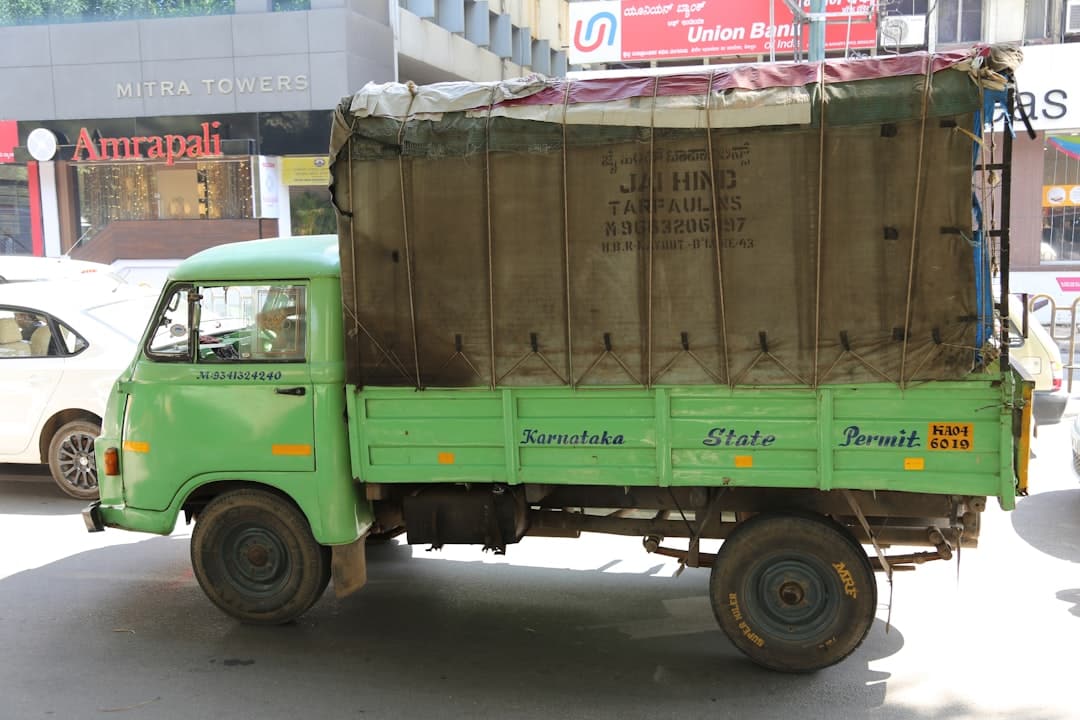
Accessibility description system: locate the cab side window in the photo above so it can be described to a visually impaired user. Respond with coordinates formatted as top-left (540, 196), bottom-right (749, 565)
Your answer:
top-left (147, 286), bottom-right (193, 361)
top-left (251, 285), bottom-right (306, 361)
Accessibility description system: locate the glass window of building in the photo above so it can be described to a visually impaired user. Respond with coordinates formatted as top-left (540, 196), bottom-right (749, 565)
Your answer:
top-left (75, 159), bottom-right (253, 238)
top-left (883, 0), bottom-right (929, 15)
top-left (1041, 134), bottom-right (1080, 264)
top-left (289, 187), bottom-right (335, 236)
top-left (1024, 0), bottom-right (1050, 40)
top-left (0, 165), bottom-right (32, 255)
top-left (936, 0), bottom-right (982, 44)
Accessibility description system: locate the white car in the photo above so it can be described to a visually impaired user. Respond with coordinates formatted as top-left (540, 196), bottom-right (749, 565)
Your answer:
top-left (0, 255), bottom-right (126, 285)
top-left (0, 278), bottom-right (156, 499)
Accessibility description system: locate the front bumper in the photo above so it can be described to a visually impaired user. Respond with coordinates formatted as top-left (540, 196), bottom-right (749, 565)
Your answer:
top-left (82, 501), bottom-right (104, 532)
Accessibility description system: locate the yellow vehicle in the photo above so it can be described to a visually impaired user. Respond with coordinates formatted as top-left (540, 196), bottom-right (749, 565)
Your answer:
top-left (1008, 295), bottom-right (1066, 424)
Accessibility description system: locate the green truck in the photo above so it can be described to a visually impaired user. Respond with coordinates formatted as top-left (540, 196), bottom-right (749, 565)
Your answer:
top-left (85, 46), bottom-right (1032, 672)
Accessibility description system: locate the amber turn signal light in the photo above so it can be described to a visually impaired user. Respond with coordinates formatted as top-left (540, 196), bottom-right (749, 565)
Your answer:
top-left (103, 447), bottom-right (120, 476)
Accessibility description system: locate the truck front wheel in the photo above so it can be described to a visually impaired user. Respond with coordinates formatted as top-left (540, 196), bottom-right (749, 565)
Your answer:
top-left (709, 513), bottom-right (877, 672)
top-left (191, 489), bottom-right (331, 625)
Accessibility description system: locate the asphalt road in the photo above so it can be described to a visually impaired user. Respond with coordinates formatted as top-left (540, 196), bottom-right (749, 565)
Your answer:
top-left (1, 419), bottom-right (1078, 720)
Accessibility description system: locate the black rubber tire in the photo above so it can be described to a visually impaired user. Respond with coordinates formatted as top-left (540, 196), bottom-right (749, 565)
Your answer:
top-left (709, 513), bottom-right (877, 673)
top-left (191, 490), bottom-right (331, 625)
top-left (47, 419), bottom-right (101, 500)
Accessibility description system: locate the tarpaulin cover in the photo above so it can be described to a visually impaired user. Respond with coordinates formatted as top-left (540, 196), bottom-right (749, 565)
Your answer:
top-left (329, 47), bottom-right (1021, 389)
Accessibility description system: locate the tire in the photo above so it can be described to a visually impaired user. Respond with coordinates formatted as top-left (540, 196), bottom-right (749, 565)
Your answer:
top-left (709, 513), bottom-right (877, 673)
top-left (47, 419), bottom-right (101, 500)
top-left (191, 490), bottom-right (331, 625)
top-left (1072, 451), bottom-right (1080, 476)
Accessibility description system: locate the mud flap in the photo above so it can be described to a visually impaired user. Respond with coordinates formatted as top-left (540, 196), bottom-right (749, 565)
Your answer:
top-left (331, 535), bottom-right (368, 598)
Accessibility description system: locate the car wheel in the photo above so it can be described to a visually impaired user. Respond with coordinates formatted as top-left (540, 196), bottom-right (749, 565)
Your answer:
top-left (47, 419), bottom-right (101, 500)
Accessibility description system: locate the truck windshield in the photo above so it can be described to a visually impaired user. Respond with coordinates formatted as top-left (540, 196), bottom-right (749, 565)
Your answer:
top-left (146, 283), bottom-right (307, 362)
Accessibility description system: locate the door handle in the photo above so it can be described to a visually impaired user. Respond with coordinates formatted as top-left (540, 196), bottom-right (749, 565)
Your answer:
top-left (275, 386), bottom-right (306, 396)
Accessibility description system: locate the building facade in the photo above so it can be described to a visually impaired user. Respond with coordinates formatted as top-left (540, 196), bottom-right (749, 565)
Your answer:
top-left (1006, 41), bottom-right (1080, 312)
top-left (0, 0), bottom-right (568, 282)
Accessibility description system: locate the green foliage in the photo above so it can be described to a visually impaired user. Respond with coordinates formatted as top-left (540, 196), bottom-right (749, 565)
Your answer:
top-left (0, 0), bottom-right (311, 24)
top-left (290, 189), bottom-right (335, 236)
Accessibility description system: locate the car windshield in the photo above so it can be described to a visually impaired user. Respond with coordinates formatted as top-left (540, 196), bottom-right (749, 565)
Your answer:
top-left (83, 296), bottom-right (159, 343)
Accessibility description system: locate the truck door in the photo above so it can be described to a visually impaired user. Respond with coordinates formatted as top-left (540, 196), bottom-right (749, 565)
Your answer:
top-left (120, 282), bottom-right (316, 512)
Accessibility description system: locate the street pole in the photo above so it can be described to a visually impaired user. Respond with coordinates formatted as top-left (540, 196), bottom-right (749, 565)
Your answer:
top-left (809, 0), bottom-right (825, 62)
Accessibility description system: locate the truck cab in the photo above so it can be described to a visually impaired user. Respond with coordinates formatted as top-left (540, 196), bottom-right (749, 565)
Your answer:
top-left (90, 235), bottom-right (371, 621)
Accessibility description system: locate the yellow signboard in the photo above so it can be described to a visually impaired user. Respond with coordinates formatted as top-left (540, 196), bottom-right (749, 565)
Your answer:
top-left (1043, 184), bottom-right (1080, 208)
top-left (282, 156), bottom-right (330, 186)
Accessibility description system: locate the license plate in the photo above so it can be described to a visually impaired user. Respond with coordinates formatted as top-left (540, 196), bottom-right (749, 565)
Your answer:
top-left (927, 422), bottom-right (973, 451)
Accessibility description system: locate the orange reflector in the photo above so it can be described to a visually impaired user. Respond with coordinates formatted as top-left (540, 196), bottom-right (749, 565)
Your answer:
top-left (438, 452), bottom-right (455, 465)
top-left (904, 457), bottom-right (925, 471)
top-left (123, 440), bottom-right (149, 453)
top-left (272, 444), bottom-right (312, 456)
top-left (734, 455), bottom-right (753, 468)
top-left (104, 447), bottom-right (120, 476)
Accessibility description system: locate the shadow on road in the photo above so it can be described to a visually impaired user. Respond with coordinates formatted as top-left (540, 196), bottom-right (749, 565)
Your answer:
top-left (0, 476), bottom-right (87, 516)
top-left (0, 531), bottom-right (921, 719)
top-left (1010, 489), bottom-right (1080, 562)
top-left (1057, 589), bottom-right (1080, 617)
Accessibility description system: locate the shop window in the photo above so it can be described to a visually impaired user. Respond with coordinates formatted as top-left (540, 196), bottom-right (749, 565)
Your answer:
top-left (76, 159), bottom-right (253, 236)
top-left (1041, 134), bottom-right (1080, 264)
top-left (0, 165), bottom-right (32, 255)
top-left (158, 168), bottom-right (201, 219)
top-left (936, 0), bottom-right (982, 44)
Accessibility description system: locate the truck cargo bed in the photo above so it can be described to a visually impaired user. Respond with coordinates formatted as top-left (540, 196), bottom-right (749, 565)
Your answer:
top-left (347, 379), bottom-right (1014, 506)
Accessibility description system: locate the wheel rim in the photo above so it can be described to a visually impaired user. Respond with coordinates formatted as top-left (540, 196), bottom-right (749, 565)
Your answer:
top-left (56, 430), bottom-right (98, 492)
top-left (744, 554), bottom-right (840, 642)
top-left (222, 524), bottom-right (291, 597)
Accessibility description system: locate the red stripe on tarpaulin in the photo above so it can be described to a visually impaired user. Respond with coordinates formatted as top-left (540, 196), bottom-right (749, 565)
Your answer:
top-left (500, 50), bottom-right (976, 109)
top-left (821, 51), bottom-right (970, 82)
top-left (27, 161), bottom-right (44, 256)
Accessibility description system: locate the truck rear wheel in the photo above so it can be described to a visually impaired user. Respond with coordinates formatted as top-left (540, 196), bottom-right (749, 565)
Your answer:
top-left (709, 513), bottom-right (877, 672)
top-left (191, 489), bottom-right (331, 625)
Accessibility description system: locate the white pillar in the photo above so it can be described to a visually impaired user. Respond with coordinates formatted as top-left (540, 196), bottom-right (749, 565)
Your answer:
top-left (278, 182), bottom-right (293, 237)
top-left (37, 161), bottom-right (62, 257)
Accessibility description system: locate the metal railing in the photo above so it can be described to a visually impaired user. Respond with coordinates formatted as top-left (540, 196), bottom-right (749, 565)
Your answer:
top-left (1028, 293), bottom-right (1080, 391)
